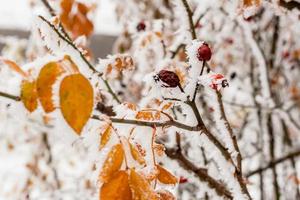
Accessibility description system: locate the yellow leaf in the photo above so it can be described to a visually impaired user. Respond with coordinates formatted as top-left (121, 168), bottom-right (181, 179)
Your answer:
top-left (59, 73), bottom-right (93, 134)
top-left (99, 144), bottom-right (124, 183)
top-left (129, 142), bottom-right (146, 166)
top-left (99, 126), bottom-right (112, 150)
top-left (20, 80), bottom-right (38, 112)
top-left (156, 165), bottom-right (177, 185)
top-left (37, 62), bottom-right (64, 113)
top-left (129, 169), bottom-right (159, 200)
top-left (100, 170), bottom-right (132, 200)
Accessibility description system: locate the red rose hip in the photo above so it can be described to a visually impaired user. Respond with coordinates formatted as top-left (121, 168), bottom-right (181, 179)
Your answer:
top-left (156, 70), bottom-right (184, 92)
top-left (197, 42), bottom-right (212, 61)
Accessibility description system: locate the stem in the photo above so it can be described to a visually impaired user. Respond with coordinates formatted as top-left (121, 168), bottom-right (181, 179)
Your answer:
top-left (103, 79), bottom-right (121, 104)
top-left (181, 0), bottom-right (197, 40)
top-left (0, 91), bottom-right (20, 101)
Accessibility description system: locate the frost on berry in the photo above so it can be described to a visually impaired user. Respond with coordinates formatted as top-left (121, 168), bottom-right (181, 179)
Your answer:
top-left (197, 42), bottom-right (212, 62)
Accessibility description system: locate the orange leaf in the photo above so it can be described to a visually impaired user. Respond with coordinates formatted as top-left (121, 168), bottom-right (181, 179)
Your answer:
top-left (99, 126), bottom-right (112, 150)
top-left (0, 57), bottom-right (28, 78)
top-left (129, 169), bottom-right (159, 200)
top-left (161, 102), bottom-right (173, 111)
top-left (100, 170), bottom-right (132, 200)
top-left (20, 80), bottom-right (38, 112)
top-left (129, 142), bottom-right (146, 166)
top-left (59, 73), bottom-right (93, 134)
top-left (243, 0), bottom-right (260, 7)
top-left (156, 165), bottom-right (177, 185)
top-left (99, 144), bottom-right (124, 183)
top-left (37, 62), bottom-right (64, 113)
top-left (156, 190), bottom-right (176, 200)
top-left (136, 110), bottom-right (161, 121)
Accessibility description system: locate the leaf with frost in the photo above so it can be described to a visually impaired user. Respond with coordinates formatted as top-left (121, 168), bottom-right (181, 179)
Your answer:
top-left (99, 144), bottom-right (124, 183)
top-left (21, 80), bottom-right (38, 112)
top-left (100, 170), bottom-right (132, 200)
top-left (156, 165), bottom-right (178, 185)
top-left (129, 142), bottom-right (146, 166)
top-left (37, 62), bottom-right (65, 113)
top-left (99, 125), bottom-right (112, 150)
top-left (129, 169), bottom-right (159, 200)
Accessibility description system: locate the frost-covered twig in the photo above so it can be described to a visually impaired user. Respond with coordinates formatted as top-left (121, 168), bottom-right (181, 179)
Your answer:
top-left (165, 134), bottom-right (233, 199)
top-left (38, 16), bottom-right (98, 74)
top-left (38, 16), bottom-right (121, 103)
top-left (216, 91), bottom-right (243, 173)
top-left (247, 148), bottom-right (300, 177)
top-left (180, 0), bottom-right (197, 40)
top-left (42, 132), bottom-right (60, 189)
top-left (92, 115), bottom-right (201, 131)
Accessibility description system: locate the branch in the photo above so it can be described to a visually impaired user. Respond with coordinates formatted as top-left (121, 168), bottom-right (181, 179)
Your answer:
top-left (279, 0), bottom-right (300, 11)
top-left (247, 148), bottom-right (300, 177)
top-left (42, 132), bottom-right (60, 189)
top-left (216, 91), bottom-right (243, 172)
top-left (0, 91), bottom-right (20, 101)
top-left (92, 115), bottom-right (201, 131)
top-left (165, 134), bottom-right (233, 199)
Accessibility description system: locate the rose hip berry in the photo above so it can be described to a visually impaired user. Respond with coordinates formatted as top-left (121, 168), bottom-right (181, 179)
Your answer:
top-left (136, 21), bottom-right (146, 32)
top-left (197, 42), bottom-right (212, 61)
top-left (155, 70), bottom-right (184, 92)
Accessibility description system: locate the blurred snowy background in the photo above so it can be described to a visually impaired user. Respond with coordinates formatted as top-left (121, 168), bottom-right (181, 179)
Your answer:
top-left (0, 1), bottom-right (120, 199)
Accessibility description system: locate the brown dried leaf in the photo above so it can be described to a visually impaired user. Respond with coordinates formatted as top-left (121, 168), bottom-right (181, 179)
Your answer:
top-left (156, 165), bottom-right (177, 185)
top-left (129, 169), bottom-right (159, 200)
top-left (129, 142), bottom-right (146, 166)
top-left (59, 73), bottom-right (93, 134)
top-left (99, 126), bottom-right (112, 150)
top-left (37, 62), bottom-right (64, 113)
top-left (20, 80), bottom-right (38, 112)
top-left (100, 170), bottom-right (132, 200)
top-left (99, 144), bottom-right (124, 183)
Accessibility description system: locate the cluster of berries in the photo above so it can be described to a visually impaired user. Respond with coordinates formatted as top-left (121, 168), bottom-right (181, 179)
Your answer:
top-left (154, 43), bottom-right (213, 92)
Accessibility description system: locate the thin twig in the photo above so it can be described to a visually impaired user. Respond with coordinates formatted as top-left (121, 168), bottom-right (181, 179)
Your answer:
top-left (38, 16), bottom-right (121, 103)
top-left (0, 91), bottom-right (20, 101)
top-left (165, 134), bottom-right (233, 199)
top-left (42, 132), bottom-right (60, 189)
top-left (247, 148), bottom-right (300, 177)
top-left (181, 0), bottom-right (197, 40)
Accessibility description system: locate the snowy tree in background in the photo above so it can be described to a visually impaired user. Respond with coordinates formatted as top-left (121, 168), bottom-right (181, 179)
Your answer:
top-left (0, 0), bottom-right (299, 199)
